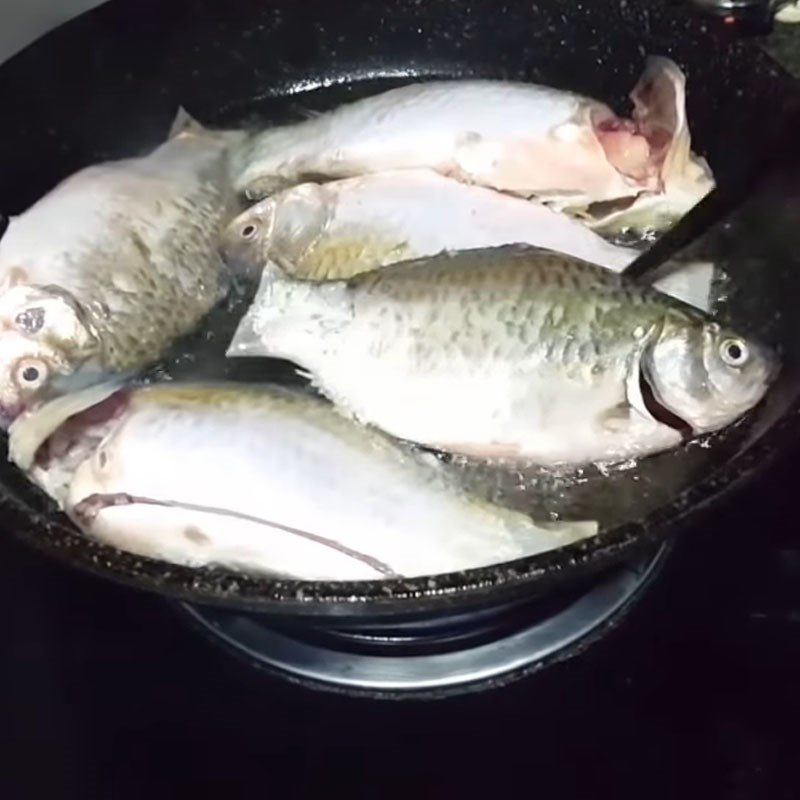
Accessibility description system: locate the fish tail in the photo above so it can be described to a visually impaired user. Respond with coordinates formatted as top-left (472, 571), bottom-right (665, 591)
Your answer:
top-left (226, 259), bottom-right (289, 356)
top-left (227, 257), bottom-right (348, 359)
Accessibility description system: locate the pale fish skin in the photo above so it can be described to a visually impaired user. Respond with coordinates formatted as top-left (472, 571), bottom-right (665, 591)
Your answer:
top-left (9, 383), bottom-right (598, 581)
top-left (231, 57), bottom-right (714, 232)
top-left (221, 168), bottom-right (715, 311)
top-left (0, 110), bottom-right (246, 426)
top-left (228, 245), bottom-right (777, 466)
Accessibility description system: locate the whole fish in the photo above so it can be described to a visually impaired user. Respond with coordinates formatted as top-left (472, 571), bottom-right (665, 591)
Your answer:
top-left (0, 110), bottom-right (245, 427)
top-left (221, 168), bottom-right (715, 311)
top-left (228, 245), bottom-right (776, 466)
top-left (231, 57), bottom-right (714, 234)
top-left (8, 382), bottom-right (597, 580)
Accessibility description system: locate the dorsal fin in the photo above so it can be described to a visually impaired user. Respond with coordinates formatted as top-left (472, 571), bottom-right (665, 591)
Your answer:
top-left (168, 106), bottom-right (207, 140)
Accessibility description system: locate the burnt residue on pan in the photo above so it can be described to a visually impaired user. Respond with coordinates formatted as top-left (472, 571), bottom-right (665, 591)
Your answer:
top-left (0, 0), bottom-right (799, 617)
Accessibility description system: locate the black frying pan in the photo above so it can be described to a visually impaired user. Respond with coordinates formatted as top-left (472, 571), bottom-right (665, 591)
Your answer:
top-left (0, 0), bottom-right (799, 619)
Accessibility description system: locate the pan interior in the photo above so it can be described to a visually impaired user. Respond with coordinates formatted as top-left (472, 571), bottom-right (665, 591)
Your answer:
top-left (1, 0), bottom-right (799, 611)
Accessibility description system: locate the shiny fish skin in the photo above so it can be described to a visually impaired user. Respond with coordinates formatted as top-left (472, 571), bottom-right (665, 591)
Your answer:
top-left (0, 110), bottom-right (245, 426)
top-left (231, 58), bottom-right (714, 231)
top-left (229, 246), bottom-right (776, 466)
top-left (10, 383), bottom-right (598, 580)
top-left (221, 169), bottom-right (714, 310)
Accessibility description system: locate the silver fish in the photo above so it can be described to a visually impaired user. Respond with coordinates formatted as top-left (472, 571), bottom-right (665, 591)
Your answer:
top-left (231, 57), bottom-right (714, 233)
top-left (8, 382), bottom-right (597, 580)
top-left (0, 109), bottom-right (245, 426)
top-left (221, 168), bottom-right (715, 311)
top-left (228, 245), bottom-right (777, 466)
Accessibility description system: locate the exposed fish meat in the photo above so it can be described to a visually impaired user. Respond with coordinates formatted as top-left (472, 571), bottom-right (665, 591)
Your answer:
top-left (0, 109), bottom-right (245, 427)
top-left (229, 245), bottom-right (776, 466)
top-left (221, 168), bottom-right (715, 310)
top-left (231, 57), bottom-right (714, 233)
top-left (9, 382), bottom-right (598, 580)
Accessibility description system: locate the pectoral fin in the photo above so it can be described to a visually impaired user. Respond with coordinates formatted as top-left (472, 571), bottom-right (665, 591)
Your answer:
top-left (599, 402), bottom-right (637, 434)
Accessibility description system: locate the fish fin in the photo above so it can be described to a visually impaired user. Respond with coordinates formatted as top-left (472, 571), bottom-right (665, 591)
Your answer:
top-left (598, 403), bottom-right (637, 434)
top-left (289, 102), bottom-right (323, 120)
top-left (0, 261), bottom-right (28, 290)
top-left (168, 106), bottom-right (208, 140)
top-left (269, 252), bottom-right (302, 278)
top-left (243, 176), bottom-right (295, 202)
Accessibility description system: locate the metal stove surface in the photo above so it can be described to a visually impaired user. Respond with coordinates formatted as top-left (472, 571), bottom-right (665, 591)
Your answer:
top-left (179, 545), bottom-right (669, 696)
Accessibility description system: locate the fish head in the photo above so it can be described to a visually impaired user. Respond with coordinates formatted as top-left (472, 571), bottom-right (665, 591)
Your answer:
top-left (586, 55), bottom-right (716, 236)
top-left (221, 183), bottom-right (333, 280)
top-left (220, 198), bottom-right (277, 279)
top-left (641, 312), bottom-right (778, 436)
top-left (0, 284), bottom-right (101, 427)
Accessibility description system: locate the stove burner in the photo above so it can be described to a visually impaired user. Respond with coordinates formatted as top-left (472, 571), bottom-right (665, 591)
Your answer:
top-left (180, 543), bottom-right (670, 697)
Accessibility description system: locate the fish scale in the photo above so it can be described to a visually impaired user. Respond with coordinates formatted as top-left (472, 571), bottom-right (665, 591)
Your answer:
top-left (346, 249), bottom-right (663, 371)
top-left (0, 111), bottom-right (245, 425)
top-left (230, 244), bottom-right (774, 466)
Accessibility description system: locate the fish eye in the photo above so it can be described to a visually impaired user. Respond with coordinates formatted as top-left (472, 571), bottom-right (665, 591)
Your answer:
top-left (15, 358), bottom-right (48, 389)
top-left (720, 338), bottom-right (749, 367)
top-left (241, 223), bottom-right (258, 240)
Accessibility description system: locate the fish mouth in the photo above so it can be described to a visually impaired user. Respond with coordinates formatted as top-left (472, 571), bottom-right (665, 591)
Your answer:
top-left (31, 389), bottom-right (132, 469)
top-left (638, 367), bottom-right (694, 440)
